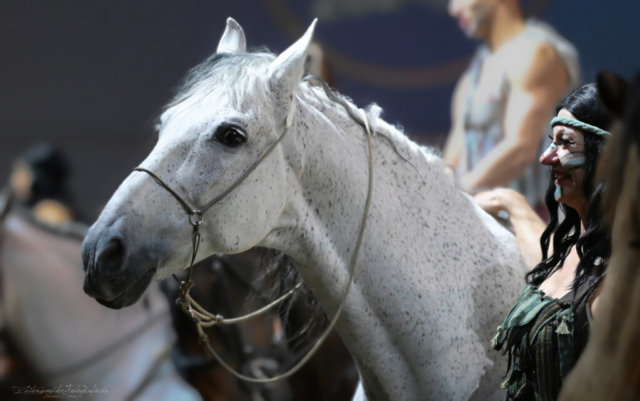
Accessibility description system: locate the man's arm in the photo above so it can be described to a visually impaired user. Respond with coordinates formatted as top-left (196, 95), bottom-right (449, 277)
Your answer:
top-left (461, 42), bottom-right (569, 191)
top-left (443, 72), bottom-right (471, 169)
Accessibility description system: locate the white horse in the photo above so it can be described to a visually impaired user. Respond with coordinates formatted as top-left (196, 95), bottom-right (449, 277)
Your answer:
top-left (82, 18), bottom-right (527, 401)
top-left (0, 199), bottom-right (201, 401)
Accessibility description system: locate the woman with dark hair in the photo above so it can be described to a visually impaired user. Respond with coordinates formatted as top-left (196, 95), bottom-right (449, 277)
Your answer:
top-left (475, 83), bottom-right (612, 400)
top-left (8, 143), bottom-right (77, 224)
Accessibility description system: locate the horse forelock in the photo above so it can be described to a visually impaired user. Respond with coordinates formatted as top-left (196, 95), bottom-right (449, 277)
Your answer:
top-left (158, 51), bottom-right (277, 130)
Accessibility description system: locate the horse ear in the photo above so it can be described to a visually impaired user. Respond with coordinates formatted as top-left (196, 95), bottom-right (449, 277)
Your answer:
top-left (267, 19), bottom-right (318, 98)
top-left (217, 17), bottom-right (246, 54)
top-left (598, 71), bottom-right (630, 119)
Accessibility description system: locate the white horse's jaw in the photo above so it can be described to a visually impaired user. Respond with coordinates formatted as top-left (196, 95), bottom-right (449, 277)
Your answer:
top-left (155, 263), bottom-right (177, 281)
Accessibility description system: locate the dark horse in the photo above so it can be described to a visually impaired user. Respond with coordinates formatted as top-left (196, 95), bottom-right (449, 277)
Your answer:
top-left (559, 72), bottom-right (640, 401)
top-left (165, 248), bottom-right (359, 401)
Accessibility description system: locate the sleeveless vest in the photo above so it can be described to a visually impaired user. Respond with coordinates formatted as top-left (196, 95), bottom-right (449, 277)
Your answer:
top-left (459, 20), bottom-right (581, 209)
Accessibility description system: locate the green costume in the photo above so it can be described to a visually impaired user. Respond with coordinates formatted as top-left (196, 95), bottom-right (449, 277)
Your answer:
top-left (491, 280), bottom-right (595, 401)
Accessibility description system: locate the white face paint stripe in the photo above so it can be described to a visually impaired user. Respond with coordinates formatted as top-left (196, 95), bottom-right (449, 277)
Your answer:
top-left (554, 184), bottom-right (563, 200)
top-left (542, 142), bottom-right (557, 158)
top-left (561, 150), bottom-right (585, 165)
top-left (561, 156), bottom-right (586, 170)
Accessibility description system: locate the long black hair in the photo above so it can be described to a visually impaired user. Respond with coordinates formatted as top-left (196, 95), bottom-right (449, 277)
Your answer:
top-left (527, 83), bottom-right (612, 290)
top-left (15, 143), bottom-right (76, 215)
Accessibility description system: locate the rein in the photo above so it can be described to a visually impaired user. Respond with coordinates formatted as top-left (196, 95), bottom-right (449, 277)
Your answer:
top-left (134, 99), bottom-right (375, 383)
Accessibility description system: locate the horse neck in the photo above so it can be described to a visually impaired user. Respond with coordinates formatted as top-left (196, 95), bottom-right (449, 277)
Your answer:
top-left (263, 86), bottom-right (479, 328)
top-left (261, 89), bottom-right (521, 398)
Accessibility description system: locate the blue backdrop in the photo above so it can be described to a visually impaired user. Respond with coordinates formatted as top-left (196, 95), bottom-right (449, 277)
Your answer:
top-left (1, 1), bottom-right (638, 218)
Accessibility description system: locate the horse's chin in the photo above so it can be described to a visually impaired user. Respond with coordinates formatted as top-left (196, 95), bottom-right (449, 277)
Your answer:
top-left (93, 268), bottom-right (156, 310)
top-left (154, 264), bottom-right (179, 281)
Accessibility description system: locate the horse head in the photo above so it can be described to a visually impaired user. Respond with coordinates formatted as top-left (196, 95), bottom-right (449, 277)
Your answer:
top-left (596, 71), bottom-right (639, 225)
top-left (83, 18), bottom-right (318, 308)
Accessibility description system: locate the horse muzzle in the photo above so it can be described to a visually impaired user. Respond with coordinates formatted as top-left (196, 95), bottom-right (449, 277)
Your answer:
top-left (82, 223), bottom-right (157, 309)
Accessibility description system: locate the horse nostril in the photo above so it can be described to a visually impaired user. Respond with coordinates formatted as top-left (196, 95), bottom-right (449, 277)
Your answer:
top-left (96, 237), bottom-right (126, 274)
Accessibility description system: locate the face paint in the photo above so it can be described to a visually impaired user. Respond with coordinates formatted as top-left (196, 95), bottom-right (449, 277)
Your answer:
top-left (554, 184), bottom-right (563, 201)
top-left (542, 142), bottom-right (557, 158)
top-left (560, 151), bottom-right (586, 171)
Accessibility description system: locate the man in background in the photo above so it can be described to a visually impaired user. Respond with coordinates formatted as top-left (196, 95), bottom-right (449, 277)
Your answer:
top-left (444, 0), bottom-right (580, 215)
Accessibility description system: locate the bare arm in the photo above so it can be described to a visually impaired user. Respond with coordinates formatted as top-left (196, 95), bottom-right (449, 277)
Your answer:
top-left (443, 72), bottom-right (471, 169)
top-left (474, 188), bottom-right (546, 269)
top-left (461, 43), bottom-right (569, 191)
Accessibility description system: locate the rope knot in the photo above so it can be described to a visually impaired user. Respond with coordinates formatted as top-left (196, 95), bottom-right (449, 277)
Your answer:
top-left (211, 314), bottom-right (223, 325)
top-left (196, 325), bottom-right (210, 345)
top-left (175, 297), bottom-right (188, 309)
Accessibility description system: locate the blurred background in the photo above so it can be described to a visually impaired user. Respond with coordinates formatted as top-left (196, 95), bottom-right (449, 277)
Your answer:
top-left (1, 2), bottom-right (640, 400)
top-left (1, 0), bottom-right (638, 221)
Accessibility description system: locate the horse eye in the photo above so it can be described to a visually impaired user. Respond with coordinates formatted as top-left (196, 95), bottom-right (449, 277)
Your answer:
top-left (216, 128), bottom-right (246, 147)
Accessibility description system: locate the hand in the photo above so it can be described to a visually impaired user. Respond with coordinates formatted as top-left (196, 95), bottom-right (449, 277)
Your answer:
top-left (473, 188), bottom-right (514, 217)
top-left (477, 189), bottom-right (545, 270)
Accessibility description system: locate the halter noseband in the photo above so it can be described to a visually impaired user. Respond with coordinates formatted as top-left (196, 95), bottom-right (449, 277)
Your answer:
top-left (133, 99), bottom-right (375, 383)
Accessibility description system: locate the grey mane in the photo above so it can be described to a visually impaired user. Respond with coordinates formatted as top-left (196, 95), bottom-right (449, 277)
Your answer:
top-left (168, 52), bottom-right (270, 106)
top-left (302, 75), bottom-right (424, 176)
top-left (162, 49), bottom-right (432, 178)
